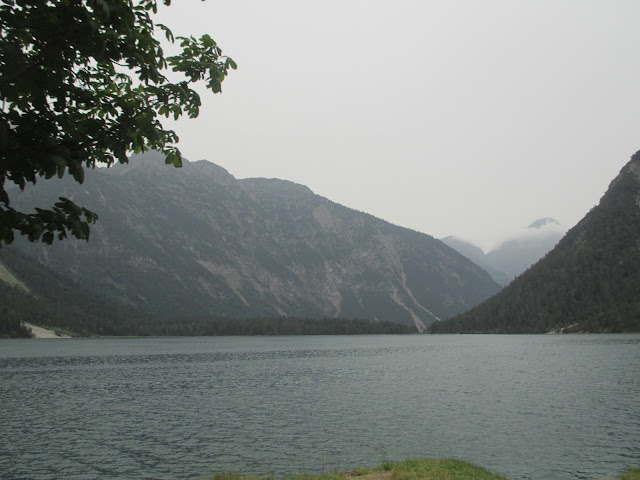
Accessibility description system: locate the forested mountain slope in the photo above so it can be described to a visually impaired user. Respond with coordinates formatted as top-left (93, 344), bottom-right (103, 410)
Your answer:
top-left (0, 248), bottom-right (142, 336)
top-left (8, 151), bottom-right (500, 331)
top-left (431, 150), bottom-right (640, 333)
top-left (0, 249), bottom-right (415, 337)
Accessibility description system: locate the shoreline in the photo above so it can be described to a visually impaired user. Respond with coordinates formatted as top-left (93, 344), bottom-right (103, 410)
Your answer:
top-left (24, 322), bottom-right (71, 339)
top-left (200, 458), bottom-right (640, 480)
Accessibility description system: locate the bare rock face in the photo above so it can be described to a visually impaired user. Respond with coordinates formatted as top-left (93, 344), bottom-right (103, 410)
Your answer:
top-left (12, 151), bottom-right (500, 330)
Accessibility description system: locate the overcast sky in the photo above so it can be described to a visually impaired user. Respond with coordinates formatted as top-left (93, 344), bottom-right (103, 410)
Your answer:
top-left (155, 0), bottom-right (640, 251)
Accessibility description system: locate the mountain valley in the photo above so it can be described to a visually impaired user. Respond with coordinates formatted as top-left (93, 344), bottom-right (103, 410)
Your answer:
top-left (431, 150), bottom-right (640, 333)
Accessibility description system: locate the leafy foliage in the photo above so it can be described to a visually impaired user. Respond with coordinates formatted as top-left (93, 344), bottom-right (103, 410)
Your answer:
top-left (0, 0), bottom-right (235, 245)
top-left (431, 151), bottom-right (640, 334)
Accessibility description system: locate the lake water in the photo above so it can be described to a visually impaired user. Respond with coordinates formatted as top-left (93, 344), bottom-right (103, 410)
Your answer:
top-left (0, 334), bottom-right (638, 480)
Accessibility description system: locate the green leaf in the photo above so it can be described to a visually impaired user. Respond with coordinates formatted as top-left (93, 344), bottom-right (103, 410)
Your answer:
top-left (69, 163), bottom-right (85, 183)
top-left (0, 0), bottom-right (233, 246)
top-left (96, 0), bottom-right (110, 20)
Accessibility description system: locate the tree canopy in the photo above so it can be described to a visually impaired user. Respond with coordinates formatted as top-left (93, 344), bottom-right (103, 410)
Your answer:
top-left (0, 0), bottom-right (236, 245)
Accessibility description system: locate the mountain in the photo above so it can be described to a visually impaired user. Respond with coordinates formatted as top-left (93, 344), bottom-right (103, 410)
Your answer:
top-left (7, 151), bottom-right (500, 331)
top-left (528, 217), bottom-right (558, 229)
top-left (0, 248), bottom-right (142, 336)
top-left (484, 218), bottom-right (565, 279)
top-left (442, 219), bottom-right (565, 285)
top-left (0, 249), bottom-right (417, 336)
top-left (430, 150), bottom-right (640, 333)
top-left (440, 236), bottom-right (511, 285)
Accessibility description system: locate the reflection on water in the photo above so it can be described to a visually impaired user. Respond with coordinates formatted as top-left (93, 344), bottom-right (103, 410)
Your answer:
top-left (1, 334), bottom-right (639, 480)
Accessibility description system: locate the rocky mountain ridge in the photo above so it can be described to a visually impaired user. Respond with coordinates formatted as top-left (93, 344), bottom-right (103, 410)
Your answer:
top-left (8, 151), bottom-right (501, 330)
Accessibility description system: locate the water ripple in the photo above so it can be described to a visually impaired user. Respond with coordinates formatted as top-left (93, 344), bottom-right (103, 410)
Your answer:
top-left (0, 334), bottom-right (639, 480)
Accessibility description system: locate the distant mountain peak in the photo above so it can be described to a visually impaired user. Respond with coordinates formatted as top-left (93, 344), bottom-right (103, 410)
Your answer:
top-left (528, 218), bottom-right (559, 229)
top-left (432, 149), bottom-right (640, 333)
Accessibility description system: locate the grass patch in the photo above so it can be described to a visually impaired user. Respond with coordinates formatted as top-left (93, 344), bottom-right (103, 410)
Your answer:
top-left (202, 474), bottom-right (345, 480)
top-left (616, 466), bottom-right (640, 480)
top-left (200, 459), bottom-right (508, 480)
top-left (200, 459), bottom-right (640, 480)
top-left (379, 459), bottom-right (509, 480)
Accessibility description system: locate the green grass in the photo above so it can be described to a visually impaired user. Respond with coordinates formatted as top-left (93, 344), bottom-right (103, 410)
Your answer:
top-left (381, 459), bottom-right (510, 480)
top-left (200, 459), bottom-right (509, 480)
top-left (616, 466), bottom-right (640, 480)
top-left (200, 459), bottom-right (640, 480)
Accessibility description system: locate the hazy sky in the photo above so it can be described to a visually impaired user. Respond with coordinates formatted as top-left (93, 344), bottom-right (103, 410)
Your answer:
top-left (155, 0), bottom-right (640, 251)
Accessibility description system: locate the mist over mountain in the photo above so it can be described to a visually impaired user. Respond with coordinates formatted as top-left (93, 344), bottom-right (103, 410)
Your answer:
top-left (528, 218), bottom-right (558, 229)
top-left (442, 218), bottom-right (566, 285)
top-left (431, 150), bottom-right (640, 334)
top-left (440, 236), bottom-right (511, 285)
top-left (6, 151), bottom-right (500, 331)
top-left (484, 218), bottom-right (566, 279)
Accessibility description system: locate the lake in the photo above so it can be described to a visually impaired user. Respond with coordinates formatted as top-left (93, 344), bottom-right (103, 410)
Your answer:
top-left (0, 334), bottom-right (638, 480)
